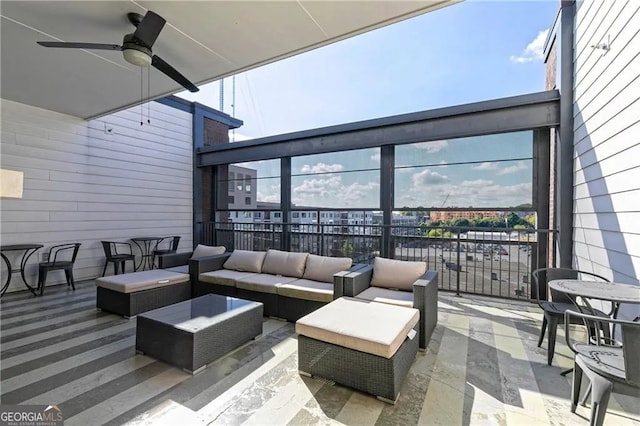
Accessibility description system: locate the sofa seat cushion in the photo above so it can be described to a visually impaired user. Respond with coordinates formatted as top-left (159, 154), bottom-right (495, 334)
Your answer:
top-left (96, 270), bottom-right (189, 294)
top-left (354, 287), bottom-right (414, 308)
top-left (262, 249), bottom-right (309, 278)
top-left (236, 274), bottom-right (298, 294)
top-left (296, 297), bottom-right (419, 358)
top-left (370, 257), bottom-right (427, 291)
top-left (277, 279), bottom-right (334, 303)
top-left (302, 254), bottom-right (352, 283)
top-left (191, 244), bottom-right (226, 259)
top-left (223, 250), bottom-right (267, 273)
top-left (200, 270), bottom-right (258, 287)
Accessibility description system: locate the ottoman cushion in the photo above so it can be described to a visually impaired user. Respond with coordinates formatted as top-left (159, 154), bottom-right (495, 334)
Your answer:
top-left (96, 270), bottom-right (189, 294)
top-left (296, 297), bottom-right (419, 358)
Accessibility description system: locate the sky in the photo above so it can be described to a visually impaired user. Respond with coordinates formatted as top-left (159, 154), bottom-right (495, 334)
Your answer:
top-left (178, 0), bottom-right (558, 210)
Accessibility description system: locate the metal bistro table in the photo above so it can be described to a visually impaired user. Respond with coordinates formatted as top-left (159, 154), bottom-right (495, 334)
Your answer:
top-left (549, 279), bottom-right (640, 308)
top-left (1, 244), bottom-right (44, 297)
top-left (548, 278), bottom-right (640, 381)
top-left (131, 237), bottom-right (163, 271)
top-left (549, 279), bottom-right (640, 337)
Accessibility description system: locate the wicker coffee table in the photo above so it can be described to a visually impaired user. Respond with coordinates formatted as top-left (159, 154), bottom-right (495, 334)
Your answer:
top-left (136, 294), bottom-right (263, 374)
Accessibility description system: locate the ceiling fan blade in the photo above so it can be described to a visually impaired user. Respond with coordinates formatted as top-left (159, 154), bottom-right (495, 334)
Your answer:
top-left (133, 11), bottom-right (166, 48)
top-left (37, 41), bottom-right (122, 50)
top-left (151, 55), bottom-right (199, 92)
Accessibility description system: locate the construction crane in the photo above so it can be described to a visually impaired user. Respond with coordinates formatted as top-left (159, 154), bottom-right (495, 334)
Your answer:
top-left (440, 193), bottom-right (450, 208)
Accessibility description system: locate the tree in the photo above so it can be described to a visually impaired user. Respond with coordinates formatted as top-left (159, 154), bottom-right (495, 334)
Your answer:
top-left (341, 241), bottom-right (354, 258)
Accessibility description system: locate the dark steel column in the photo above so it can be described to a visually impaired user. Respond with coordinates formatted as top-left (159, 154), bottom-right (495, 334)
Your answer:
top-left (380, 145), bottom-right (394, 258)
top-left (193, 112), bottom-right (204, 247)
top-left (558, 0), bottom-right (576, 267)
top-left (533, 128), bottom-right (551, 299)
top-left (281, 157), bottom-right (291, 251)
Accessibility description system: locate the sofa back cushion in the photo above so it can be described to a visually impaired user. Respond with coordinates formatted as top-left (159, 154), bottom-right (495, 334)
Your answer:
top-left (262, 249), bottom-right (309, 278)
top-left (191, 244), bottom-right (226, 259)
top-left (223, 250), bottom-right (266, 273)
top-left (302, 254), bottom-right (352, 283)
top-left (370, 257), bottom-right (426, 291)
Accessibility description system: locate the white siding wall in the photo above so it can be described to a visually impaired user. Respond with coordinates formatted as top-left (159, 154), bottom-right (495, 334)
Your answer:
top-left (1, 99), bottom-right (193, 293)
top-left (572, 0), bottom-right (640, 293)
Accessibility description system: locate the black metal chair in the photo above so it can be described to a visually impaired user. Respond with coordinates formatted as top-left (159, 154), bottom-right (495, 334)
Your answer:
top-left (152, 236), bottom-right (180, 268)
top-left (565, 310), bottom-right (640, 426)
top-left (37, 243), bottom-right (81, 295)
top-left (101, 241), bottom-right (135, 276)
top-left (532, 267), bottom-right (611, 366)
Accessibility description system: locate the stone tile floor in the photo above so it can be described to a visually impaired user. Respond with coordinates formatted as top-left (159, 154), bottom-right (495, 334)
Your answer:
top-left (1, 280), bottom-right (638, 425)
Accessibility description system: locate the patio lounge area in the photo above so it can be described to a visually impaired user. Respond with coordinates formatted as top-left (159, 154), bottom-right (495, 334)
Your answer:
top-left (1, 280), bottom-right (638, 425)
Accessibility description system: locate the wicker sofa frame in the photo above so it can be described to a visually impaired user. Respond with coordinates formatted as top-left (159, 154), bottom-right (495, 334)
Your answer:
top-left (343, 266), bottom-right (438, 350)
top-left (298, 325), bottom-right (420, 403)
top-left (189, 252), bottom-right (363, 321)
top-left (96, 281), bottom-right (191, 318)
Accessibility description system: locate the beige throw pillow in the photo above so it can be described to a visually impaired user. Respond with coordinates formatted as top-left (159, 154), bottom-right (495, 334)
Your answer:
top-left (370, 257), bottom-right (426, 291)
top-left (191, 244), bottom-right (226, 259)
top-left (302, 254), bottom-right (352, 283)
top-left (262, 249), bottom-right (309, 278)
top-left (223, 250), bottom-right (267, 273)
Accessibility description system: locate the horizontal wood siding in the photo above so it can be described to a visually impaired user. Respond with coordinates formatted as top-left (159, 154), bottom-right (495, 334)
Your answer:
top-left (572, 0), bottom-right (640, 293)
top-left (1, 99), bottom-right (193, 292)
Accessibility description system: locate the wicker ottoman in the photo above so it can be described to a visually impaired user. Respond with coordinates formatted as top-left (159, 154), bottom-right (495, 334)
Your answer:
top-left (296, 297), bottom-right (419, 403)
top-left (96, 269), bottom-right (191, 318)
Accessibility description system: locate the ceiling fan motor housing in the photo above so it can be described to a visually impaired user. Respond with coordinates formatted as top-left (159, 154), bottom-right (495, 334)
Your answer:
top-left (122, 33), bottom-right (152, 66)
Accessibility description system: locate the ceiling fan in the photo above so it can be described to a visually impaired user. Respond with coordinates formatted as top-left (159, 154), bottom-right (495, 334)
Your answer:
top-left (37, 10), bottom-right (199, 92)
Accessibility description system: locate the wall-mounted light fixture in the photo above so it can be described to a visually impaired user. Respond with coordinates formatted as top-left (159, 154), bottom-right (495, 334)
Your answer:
top-left (0, 169), bottom-right (24, 199)
top-left (591, 34), bottom-right (610, 53)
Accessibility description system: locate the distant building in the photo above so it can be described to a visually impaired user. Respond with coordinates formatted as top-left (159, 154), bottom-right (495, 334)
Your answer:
top-left (429, 210), bottom-right (504, 222)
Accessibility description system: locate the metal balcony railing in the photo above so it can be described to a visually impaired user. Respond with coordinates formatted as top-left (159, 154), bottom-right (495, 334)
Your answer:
top-left (199, 222), bottom-right (554, 301)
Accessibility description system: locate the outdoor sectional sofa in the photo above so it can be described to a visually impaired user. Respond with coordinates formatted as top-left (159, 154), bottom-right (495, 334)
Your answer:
top-left (189, 249), bottom-right (362, 321)
top-left (342, 257), bottom-right (439, 350)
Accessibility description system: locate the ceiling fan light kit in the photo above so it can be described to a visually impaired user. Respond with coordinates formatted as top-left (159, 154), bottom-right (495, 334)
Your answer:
top-left (123, 48), bottom-right (152, 67)
top-left (36, 10), bottom-right (198, 92)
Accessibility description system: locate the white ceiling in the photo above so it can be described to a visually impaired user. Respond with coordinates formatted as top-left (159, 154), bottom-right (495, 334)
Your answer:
top-left (0, 1), bottom-right (459, 120)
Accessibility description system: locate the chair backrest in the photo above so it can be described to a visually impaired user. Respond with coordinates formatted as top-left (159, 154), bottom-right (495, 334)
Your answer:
top-left (101, 241), bottom-right (114, 258)
top-left (621, 320), bottom-right (640, 386)
top-left (155, 236), bottom-right (181, 253)
top-left (48, 243), bottom-right (81, 264)
top-left (168, 236), bottom-right (181, 251)
top-left (532, 267), bottom-right (609, 305)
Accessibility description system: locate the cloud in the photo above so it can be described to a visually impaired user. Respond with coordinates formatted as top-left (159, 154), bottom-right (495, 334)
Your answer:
top-left (473, 162), bottom-right (499, 171)
top-left (496, 161), bottom-right (528, 175)
top-left (338, 182), bottom-right (380, 203)
top-left (510, 29), bottom-right (549, 64)
top-left (413, 140), bottom-right (449, 153)
top-left (412, 169), bottom-right (450, 187)
top-left (396, 181), bottom-right (532, 208)
top-left (293, 176), bottom-right (341, 196)
top-left (460, 179), bottom-right (494, 187)
top-left (300, 162), bottom-right (344, 174)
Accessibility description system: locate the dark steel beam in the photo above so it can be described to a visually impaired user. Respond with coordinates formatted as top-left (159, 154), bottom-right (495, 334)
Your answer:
top-left (199, 91), bottom-right (560, 167)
